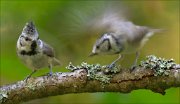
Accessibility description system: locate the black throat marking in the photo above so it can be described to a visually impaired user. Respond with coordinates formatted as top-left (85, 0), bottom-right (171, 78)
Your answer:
top-left (20, 50), bottom-right (38, 56)
top-left (20, 41), bottom-right (38, 56)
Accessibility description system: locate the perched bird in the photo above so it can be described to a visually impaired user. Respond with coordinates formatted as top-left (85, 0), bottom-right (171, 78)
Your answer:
top-left (17, 21), bottom-right (61, 80)
top-left (89, 21), bottom-right (162, 70)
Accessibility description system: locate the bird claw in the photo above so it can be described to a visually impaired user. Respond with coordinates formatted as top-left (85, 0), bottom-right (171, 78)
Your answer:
top-left (47, 71), bottom-right (53, 77)
top-left (24, 76), bottom-right (30, 82)
top-left (107, 63), bottom-right (115, 69)
top-left (104, 64), bottom-right (115, 74)
top-left (130, 65), bottom-right (136, 72)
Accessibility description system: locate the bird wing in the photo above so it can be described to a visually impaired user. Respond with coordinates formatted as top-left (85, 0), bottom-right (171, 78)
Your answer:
top-left (117, 22), bottom-right (150, 44)
top-left (42, 42), bottom-right (55, 57)
top-left (42, 41), bottom-right (61, 66)
top-left (52, 58), bottom-right (61, 66)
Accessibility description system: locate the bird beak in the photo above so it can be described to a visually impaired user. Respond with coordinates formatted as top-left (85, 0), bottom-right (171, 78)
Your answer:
top-left (88, 53), bottom-right (97, 57)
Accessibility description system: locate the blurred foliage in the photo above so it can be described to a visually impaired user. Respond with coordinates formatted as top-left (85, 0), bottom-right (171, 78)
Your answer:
top-left (0, 0), bottom-right (179, 104)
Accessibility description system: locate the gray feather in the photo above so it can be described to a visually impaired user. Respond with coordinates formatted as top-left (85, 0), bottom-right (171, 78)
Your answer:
top-left (42, 42), bottom-right (61, 65)
top-left (52, 58), bottom-right (61, 66)
top-left (42, 42), bottom-right (55, 57)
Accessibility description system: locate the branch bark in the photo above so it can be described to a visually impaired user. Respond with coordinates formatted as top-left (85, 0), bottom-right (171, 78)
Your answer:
top-left (0, 67), bottom-right (180, 104)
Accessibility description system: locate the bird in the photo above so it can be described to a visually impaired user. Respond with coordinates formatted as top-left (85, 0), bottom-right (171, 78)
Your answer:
top-left (89, 21), bottom-right (162, 71)
top-left (17, 21), bottom-right (61, 81)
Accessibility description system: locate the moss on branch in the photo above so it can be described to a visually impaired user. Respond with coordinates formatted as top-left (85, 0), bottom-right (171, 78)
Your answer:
top-left (0, 55), bottom-right (180, 104)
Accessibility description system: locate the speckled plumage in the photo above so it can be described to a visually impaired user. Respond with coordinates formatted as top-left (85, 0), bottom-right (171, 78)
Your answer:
top-left (17, 21), bottom-right (60, 79)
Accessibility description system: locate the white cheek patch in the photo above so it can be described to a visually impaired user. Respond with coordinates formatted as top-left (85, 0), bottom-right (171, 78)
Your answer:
top-left (17, 40), bottom-right (21, 49)
top-left (21, 33), bottom-right (26, 36)
top-left (102, 33), bottom-right (110, 40)
top-left (17, 42), bottom-right (31, 51)
top-left (17, 36), bottom-right (26, 48)
top-left (39, 40), bottom-right (43, 48)
top-left (100, 41), bottom-right (108, 51)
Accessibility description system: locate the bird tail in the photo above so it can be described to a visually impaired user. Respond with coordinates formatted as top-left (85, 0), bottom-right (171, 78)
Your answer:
top-left (52, 58), bottom-right (61, 66)
top-left (145, 28), bottom-right (164, 38)
top-left (150, 28), bottom-right (165, 33)
top-left (140, 28), bottom-right (164, 47)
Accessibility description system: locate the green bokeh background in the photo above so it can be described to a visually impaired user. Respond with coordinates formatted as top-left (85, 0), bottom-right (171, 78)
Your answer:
top-left (0, 0), bottom-right (179, 104)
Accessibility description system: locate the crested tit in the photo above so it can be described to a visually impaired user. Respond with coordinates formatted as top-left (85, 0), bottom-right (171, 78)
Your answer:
top-left (17, 21), bottom-right (61, 80)
top-left (89, 21), bottom-right (162, 70)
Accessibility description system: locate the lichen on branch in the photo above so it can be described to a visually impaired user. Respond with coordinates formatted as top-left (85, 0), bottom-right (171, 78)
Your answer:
top-left (0, 55), bottom-right (180, 104)
top-left (66, 62), bottom-right (120, 84)
top-left (66, 55), bottom-right (179, 85)
top-left (141, 55), bottom-right (177, 76)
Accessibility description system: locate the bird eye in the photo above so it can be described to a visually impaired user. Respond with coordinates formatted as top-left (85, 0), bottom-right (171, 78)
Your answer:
top-left (30, 29), bottom-right (34, 32)
top-left (96, 45), bottom-right (100, 49)
top-left (25, 37), bottom-right (31, 41)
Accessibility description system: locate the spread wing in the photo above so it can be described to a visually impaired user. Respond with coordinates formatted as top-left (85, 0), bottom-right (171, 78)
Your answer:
top-left (42, 42), bottom-right (55, 57)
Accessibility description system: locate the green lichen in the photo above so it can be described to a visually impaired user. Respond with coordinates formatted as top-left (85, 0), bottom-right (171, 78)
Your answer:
top-left (0, 90), bottom-right (8, 103)
top-left (141, 55), bottom-right (177, 76)
top-left (66, 62), bottom-right (120, 85)
top-left (25, 83), bottom-right (36, 91)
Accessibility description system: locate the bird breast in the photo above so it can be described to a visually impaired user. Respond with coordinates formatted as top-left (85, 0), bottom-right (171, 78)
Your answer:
top-left (18, 52), bottom-right (50, 70)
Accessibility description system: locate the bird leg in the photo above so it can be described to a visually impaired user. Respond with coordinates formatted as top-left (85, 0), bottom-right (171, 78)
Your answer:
top-left (24, 70), bottom-right (37, 82)
top-left (48, 64), bottom-right (53, 76)
top-left (130, 51), bottom-right (140, 72)
top-left (108, 54), bottom-right (123, 69)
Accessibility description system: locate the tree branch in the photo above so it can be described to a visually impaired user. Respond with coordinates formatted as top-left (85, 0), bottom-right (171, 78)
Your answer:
top-left (0, 66), bottom-right (180, 104)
